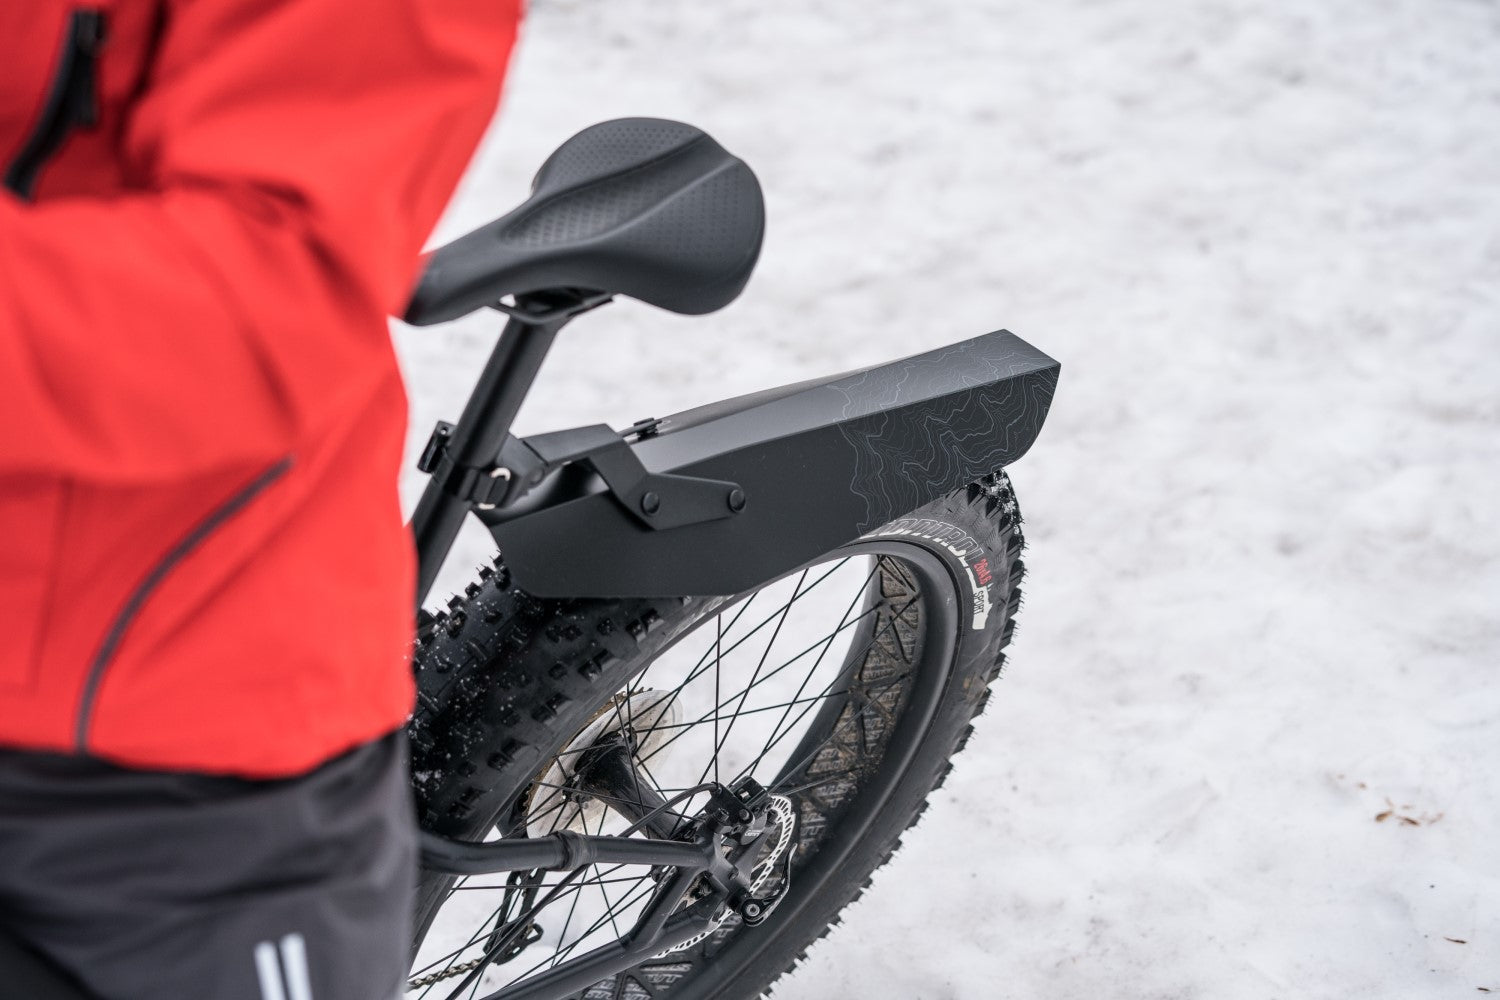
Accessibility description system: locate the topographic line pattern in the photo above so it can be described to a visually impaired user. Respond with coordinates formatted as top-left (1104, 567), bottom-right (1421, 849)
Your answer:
top-left (829, 334), bottom-right (1059, 531)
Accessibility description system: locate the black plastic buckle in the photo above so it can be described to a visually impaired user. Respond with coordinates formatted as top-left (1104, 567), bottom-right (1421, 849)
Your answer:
top-left (418, 420), bottom-right (515, 508)
top-left (416, 421), bottom-right (455, 474)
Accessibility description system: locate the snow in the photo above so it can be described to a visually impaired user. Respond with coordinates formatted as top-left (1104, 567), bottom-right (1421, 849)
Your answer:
top-left (395, 0), bottom-right (1500, 996)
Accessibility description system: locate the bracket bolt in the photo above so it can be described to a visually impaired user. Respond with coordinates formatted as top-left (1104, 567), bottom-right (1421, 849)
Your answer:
top-left (743, 901), bottom-right (763, 919)
top-left (727, 488), bottom-right (747, 512)
top-left (640, 491), bottom-right (662, 515)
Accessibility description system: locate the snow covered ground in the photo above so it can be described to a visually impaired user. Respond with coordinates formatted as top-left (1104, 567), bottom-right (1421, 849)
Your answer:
top-left (395, 1), bottom-right (1500, 996)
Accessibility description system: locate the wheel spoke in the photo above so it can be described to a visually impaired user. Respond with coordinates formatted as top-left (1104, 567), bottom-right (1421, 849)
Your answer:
top-left (531, 779), bottom-right (670, 816)
top-left (590, 805), bottom-right (629, 943)
top-left (511, 874), bottom-right (662, 983)
top-left (628, 589), bottom-right (758, 702)
top-left (410, 881), bottom-right (507, 993)
top-left (619, 690), bottom-right (858, 735)
top-left (548, 871), bottom-right (587, 969)
top-left (739, 592), bottom-right (920, 786)
top-left (635, 596), bottom-right (889, 773)
top-left (448, 873), bottom-right (646, 892)
top-left (628, 565), bottom-right (842, 744)
top-left (713, 614), bottom-right (722, 785)
top-left (713, 570), bottom-right (808, 765)
top-left (773, 769), bottom-right (869, 798)
top-left (746, 562), bottom-right (883, 776)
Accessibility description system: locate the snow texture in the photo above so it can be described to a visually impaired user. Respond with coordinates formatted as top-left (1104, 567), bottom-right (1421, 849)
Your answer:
top-left (395, 1), bottom-right (1500, 996)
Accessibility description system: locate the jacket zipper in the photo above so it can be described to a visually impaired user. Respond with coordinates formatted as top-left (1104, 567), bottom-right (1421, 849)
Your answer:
top-left (3, 8), bottom-right (108, 200)
top-left (74, 458), bottom-right (295, 752)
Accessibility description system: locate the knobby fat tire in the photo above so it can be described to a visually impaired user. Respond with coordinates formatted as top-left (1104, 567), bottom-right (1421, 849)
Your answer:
top-left (407, 472), bottom-right (1027, 999)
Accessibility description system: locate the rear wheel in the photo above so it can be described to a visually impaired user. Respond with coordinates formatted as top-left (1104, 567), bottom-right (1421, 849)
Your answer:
top-left (406, 473), bottom-right (1025, 999)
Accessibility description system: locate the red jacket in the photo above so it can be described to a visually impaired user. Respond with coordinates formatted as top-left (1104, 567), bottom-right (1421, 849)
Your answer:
top-left (0, 0), bottom-right (520, 777)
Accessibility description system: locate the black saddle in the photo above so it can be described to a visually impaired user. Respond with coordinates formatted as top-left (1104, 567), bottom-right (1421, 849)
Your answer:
top-left (403, 118), bottom-right (765, 325)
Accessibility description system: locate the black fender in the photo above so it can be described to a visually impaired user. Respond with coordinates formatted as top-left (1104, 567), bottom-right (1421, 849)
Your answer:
top-left (481, 329), bottom-right (1060, 597)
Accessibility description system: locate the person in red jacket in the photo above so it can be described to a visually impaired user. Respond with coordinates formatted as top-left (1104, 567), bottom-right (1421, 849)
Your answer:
top-left (0, 0), bottom-right (520, 996)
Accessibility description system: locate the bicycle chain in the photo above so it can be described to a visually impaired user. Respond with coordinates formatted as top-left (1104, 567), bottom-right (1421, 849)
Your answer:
top-left (408, 956), bottom-right (486, 990)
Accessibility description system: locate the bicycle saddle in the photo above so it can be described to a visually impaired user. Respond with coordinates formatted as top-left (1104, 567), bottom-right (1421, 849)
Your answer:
top-left (403, 118), bottom-right (765, 325)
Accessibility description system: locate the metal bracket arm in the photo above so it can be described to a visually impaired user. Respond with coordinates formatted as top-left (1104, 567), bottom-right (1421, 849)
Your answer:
top-left (421, 415), bottom-right (749, 527)
top-left (510, 425), bottom-right (748, 530)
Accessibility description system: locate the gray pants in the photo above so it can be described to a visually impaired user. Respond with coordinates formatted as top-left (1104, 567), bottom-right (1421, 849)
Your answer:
top-left (0, 733), bottom-right (415, 1000)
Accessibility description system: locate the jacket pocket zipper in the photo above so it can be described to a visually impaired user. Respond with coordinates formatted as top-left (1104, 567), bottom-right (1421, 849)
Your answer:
top-left (4, 8), bottom-right (107, 200)
top-left (74, 458), bottom-right (295, 752)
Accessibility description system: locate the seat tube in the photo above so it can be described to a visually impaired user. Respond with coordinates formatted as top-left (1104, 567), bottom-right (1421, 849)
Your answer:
top-left (410, 312), bottom-right (563, 607)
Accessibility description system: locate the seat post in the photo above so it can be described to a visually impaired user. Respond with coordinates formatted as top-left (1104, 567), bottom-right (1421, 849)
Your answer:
top-left (410, 305), bottom-right (565, 607)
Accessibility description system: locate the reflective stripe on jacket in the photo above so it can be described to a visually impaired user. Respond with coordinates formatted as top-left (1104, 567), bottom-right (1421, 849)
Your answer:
top-left (0, 0), bottom-right (521, 776)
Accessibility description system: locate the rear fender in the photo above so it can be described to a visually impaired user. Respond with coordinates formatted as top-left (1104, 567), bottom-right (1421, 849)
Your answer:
top-left (481, 329), bottom-right (1059, 597)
